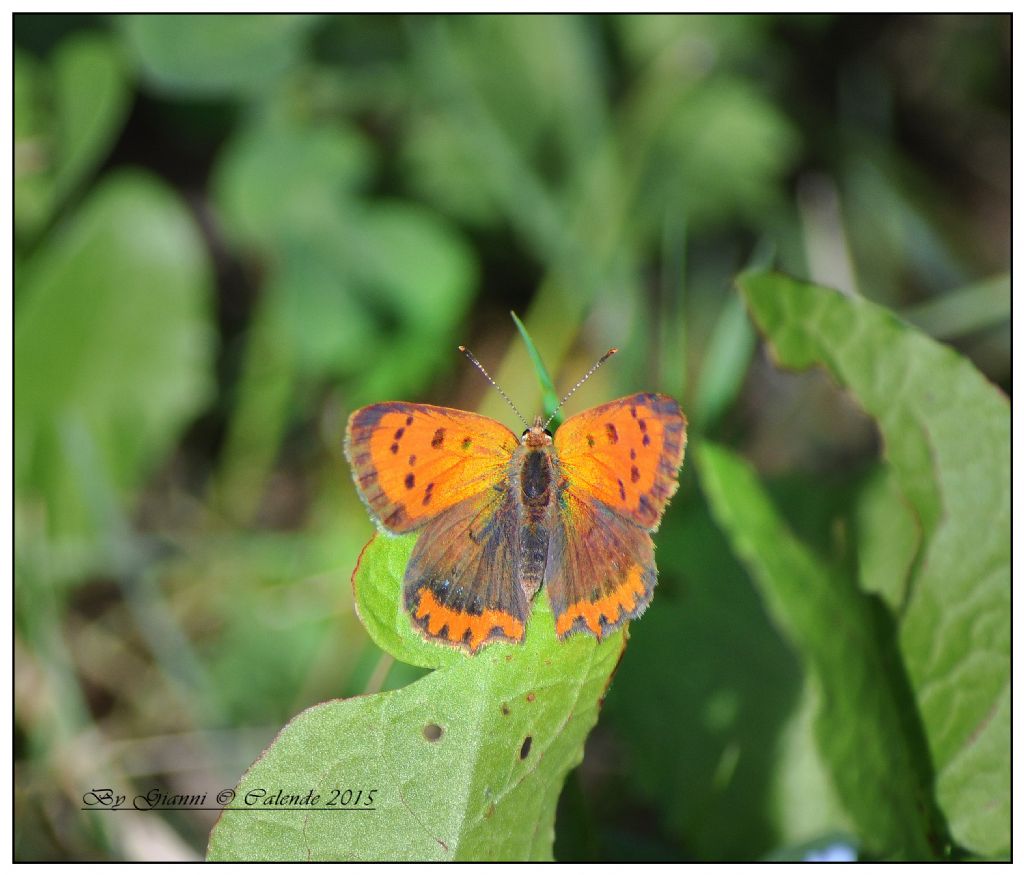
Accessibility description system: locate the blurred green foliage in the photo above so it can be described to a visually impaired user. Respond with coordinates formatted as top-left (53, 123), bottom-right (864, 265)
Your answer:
top-left (14, 13), bottom-right (1008, 862)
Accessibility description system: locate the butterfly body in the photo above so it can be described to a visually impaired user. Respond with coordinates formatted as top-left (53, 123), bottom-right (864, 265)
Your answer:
top-left (510, 421), bottom-right (559, 600)
top-left (346, 393), bottom-right (686, 652)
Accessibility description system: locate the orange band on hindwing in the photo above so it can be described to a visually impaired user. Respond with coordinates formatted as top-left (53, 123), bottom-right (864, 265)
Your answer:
top-left (410, 587), bottom-right (525, 652)
top-left (553, 563), bottom-right (651, 638)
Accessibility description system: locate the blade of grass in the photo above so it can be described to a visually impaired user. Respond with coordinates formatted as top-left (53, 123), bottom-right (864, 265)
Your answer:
top-left (511, 310), bottom-right (560, 425)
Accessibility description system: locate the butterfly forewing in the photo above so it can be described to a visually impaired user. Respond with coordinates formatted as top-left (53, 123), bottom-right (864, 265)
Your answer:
top-left (345, 402), bottom-right (519, 533)
top-left (554, 393), bottom-right (687, 531)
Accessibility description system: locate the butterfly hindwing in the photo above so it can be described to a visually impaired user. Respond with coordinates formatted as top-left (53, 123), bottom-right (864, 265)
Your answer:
top-left (345, 402), bottom-right (519, 533)
top-left (554, 393), bottom-right (686, 531)
top-left (403, 486), bottom-right (528, 652)
top-left (546, 487), bottom-right (657, 639)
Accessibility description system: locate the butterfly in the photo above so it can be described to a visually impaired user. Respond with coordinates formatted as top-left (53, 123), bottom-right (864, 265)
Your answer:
top-left (344, 347), bottom-right (687, 653)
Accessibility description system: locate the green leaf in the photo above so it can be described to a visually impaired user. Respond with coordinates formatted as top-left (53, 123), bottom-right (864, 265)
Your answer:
top-left (737, 271), bottom-right (1010, 856)
top-left (119, 14), bottom-right (321, 97)
top-left (15, 170), bottom-right (214, 553)
top-left (15, 35), bottom-right (131, 237)
top-left (853, 465), bottom-right (920, 612)
top-left (697, 442), bottom-right (947, 860)
top-left (213, 117), bottom-right (373, 250)
top-left (208, 533), bottom-right (626, 861)
top-left (352, 533), bottom-right (465, 671)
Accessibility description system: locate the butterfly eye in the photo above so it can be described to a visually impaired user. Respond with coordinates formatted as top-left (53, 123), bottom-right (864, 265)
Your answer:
top-left (521, 428), bottom-right (530, 438)
top-left (544, 429), bottom-right (553, 438)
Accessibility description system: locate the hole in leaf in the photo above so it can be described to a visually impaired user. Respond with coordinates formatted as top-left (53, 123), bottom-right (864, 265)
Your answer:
top-left (423, 723), bottom-right (443, 742)
top-left (519, 736), bottom-right (532, 760)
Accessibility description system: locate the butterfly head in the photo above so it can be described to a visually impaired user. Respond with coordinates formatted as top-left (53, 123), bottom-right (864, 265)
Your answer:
top-left (522, 416), bottom-right (553, 448)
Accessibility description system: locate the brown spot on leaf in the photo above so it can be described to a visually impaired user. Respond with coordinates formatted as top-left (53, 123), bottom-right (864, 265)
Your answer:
top-left (423, 723), bottom-right (443, 741)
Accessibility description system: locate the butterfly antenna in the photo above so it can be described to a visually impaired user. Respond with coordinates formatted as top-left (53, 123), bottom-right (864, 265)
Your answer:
top-left (544, 348), bottom-right (618, 429)
top-left (458, 346), bottom-right (530, 428)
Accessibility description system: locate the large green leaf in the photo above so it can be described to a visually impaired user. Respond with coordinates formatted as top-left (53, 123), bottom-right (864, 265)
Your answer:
top-left (735, 271), bottom-right (1010, 857)
top-left (697, 443), bottom-right (946, 860)
top-left (15, 170), bottom-right (214, 553)
top-left (208, 533), bottom-right (625, 860)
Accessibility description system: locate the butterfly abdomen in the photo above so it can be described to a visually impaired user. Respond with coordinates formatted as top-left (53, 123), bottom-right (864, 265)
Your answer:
top-left (515, 447), bottom-right (557, 600)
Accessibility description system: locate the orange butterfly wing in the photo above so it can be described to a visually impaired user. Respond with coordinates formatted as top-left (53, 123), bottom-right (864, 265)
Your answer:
top-left (403, 486), bottom-right (528, 651)
top-left (554, 393), bottom-right (686, 531)
top-left (548, 393), bottom-right (686, 639)
top-left (546, 489), bottom-right (658, 639)
top-left (345, 402), bottom-right (518, 533)
top-left (345, 402), bottom-right (527, 651)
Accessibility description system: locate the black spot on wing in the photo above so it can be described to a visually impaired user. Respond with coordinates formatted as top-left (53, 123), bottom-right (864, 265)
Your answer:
top-left (432, 428), bottom-right (446, 448)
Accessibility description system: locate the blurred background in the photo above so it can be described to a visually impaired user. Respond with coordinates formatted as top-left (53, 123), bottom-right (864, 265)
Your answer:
top-left (14, 13), bottom-right (1009, 861)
